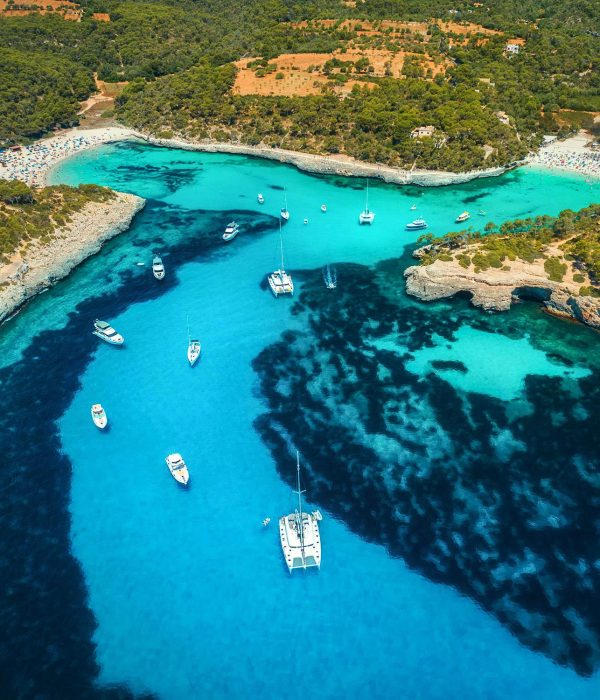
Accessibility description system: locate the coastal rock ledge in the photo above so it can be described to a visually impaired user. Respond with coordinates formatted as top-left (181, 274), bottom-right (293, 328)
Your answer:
top-left (404, 257), bottom-right (600, 330)
top-left (0, 192), bottom-right (145, 325)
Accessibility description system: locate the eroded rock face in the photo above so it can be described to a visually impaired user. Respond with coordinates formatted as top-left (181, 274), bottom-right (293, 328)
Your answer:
top-left (0, 192), bottom-right (145, 324)
top-left (253, 261), bottom-right (600, 676)
top-left (404, 258), bottom-right (600, 329)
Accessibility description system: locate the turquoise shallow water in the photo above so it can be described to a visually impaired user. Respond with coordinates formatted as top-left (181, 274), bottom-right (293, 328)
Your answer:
top-left (1, 142), bottom-right (599, 698)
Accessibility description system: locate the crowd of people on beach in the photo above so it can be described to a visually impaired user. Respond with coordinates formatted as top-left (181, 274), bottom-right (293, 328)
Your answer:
top-left (0, 129), bottom-right (130, 187)
top-left (530, 144), bottom-right (600, 178)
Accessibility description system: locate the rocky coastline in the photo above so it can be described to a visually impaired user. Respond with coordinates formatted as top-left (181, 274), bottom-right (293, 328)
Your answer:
top-left (143, 133), bottom-right (516, 187)
top-left (405, 254), bottom-right (600, 330)
top-left (0, 192), bottom-right (145, 325)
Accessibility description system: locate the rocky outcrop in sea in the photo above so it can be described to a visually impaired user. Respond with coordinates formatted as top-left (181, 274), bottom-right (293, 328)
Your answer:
top-left (405, 254), bottom-right (600, 330)
top-left (0, 192), bottom-right (145, 325)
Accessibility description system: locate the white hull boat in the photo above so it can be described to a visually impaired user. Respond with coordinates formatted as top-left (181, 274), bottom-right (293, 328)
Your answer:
top-left (279, 452), bottom-right (321, 573)
top-left (321, 204), bottom-right (327, 213)
top-left (223, 221), bottom-right (239, 241)
top-left (455, 211), bottom-right (470, 223)
top-left (406, 218), bottom-right (428, 231)
top-left (188, 339), bottom-right (201, 366)
top-left (257, 193), bottom-right (265, 204)
top-left (93, 319), bottom-right (124, 345)
top-left (91, 403), bottom-right (108, 429)
top-left (166, 453), bottom-right (190, 486)
top-left (152, 255), bottom-right (165, 280)
top-left (358, 179), bottom-right (375, 224)
top-left (323, 264), bottom-right (337, 289)
top-left (268, 220), bottom-right (294, 296)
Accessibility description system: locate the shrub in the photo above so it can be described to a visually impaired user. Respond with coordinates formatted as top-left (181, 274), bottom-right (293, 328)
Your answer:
top-left (544, 256), bottom-right (567, 282)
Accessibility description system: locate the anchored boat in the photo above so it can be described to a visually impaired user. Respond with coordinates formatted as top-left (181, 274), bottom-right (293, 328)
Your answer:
top-left (279, 451), bottom-right (322, 573)
top-left (406, 218), bottom-right (428, 231)
top-left (93, 319), bottom-right (124, 345)
top-left (455, 211), bottom-right (470, 223)
top-left (91, 404), bottom-right (108, 429)
top-left (152, 254), bottom-right (165, 280)
top-left (268, 220), bottom-right (294, 297)
top-left (223, 221), bottom-right (239, 241)
top-left (257, 193), bottom-right (265, 204)
top-left (359, 180), bottom-right (375, 225)
top-left (165, 453), bottom-right (190, 486)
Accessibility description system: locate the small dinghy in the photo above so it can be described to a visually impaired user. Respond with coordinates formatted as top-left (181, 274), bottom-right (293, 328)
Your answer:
top-left (303, 218), bottom-right (309, 225)
top-left (321, 204), bottom-right (327, 213)
top-left (257, 193), bottom-right (265, 204)
top-left (152, 255), bottom-right (165, 280)
top-left (262, 517), bottom-right (271, 527)
top-left (165, 453), bottom-right (190, 486)
top-left (410, 204), bottom-right (417, 211)
top-left (91, 404), bottom-right (108, 430)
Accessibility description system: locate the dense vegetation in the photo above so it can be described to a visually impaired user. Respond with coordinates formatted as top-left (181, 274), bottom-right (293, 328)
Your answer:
top-left (0, 179), bottom-right (115, 261)
top-left (0, 0), bottom-right (598, 169)
top-left (416, 204), bottom-right (600, 291)
top-left (117, 61), bottom-right (526, 171)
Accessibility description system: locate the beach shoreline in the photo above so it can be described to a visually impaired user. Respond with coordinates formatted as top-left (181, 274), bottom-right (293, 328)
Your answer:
top-left (2, 124), bottom-right (599, 189)
top-left (0, 191), bottom-right (145, 326)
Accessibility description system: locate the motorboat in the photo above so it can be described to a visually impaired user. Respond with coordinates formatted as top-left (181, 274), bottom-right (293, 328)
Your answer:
top-left (410, 204), bottom-right (417, 211)
top-left (93, 319), bottom-right (124, 345)
top-left (165, 453), bottom-right (190, 486)
top-left (268, 220), bottom-right (294, 296)
top-left (303, 218), bottom-right (309, 225)
top-left (406, 219), bottom-right (428, 231)
top-left (257, 193), bottom-right (265, 204)
top-left (321, 204), bottom-right (327, 213)
top-left (91, 403), bottom-right (108, 429)
top-left (358, 179), bottom-right (375, 224)
top-left (323, 264), bottom-right (337, 289)
top-left (456, 211), bottom-right (470, 223)
top-left (152, 255), bottom-right (165, 280)
top-left (279, 451), bottom-right (321, 573)
top-left (223, 221), bottom-right (239, 241)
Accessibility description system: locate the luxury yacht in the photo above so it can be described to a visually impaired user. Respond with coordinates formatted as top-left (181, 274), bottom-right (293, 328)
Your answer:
top-left (223, 221), bottom-right (239, 241)
top-left (359, 180), bottom-right (375, 224)
top-left (257, 193), bottom-right (265, 204)
top-left (152, 255), bottom-right (165, 280)
top-left (93, 319), bottom-right (124, 345)
top-left (165, 453), bottom-right (190, 486)
top-left (91, 403), bottom-right (108, 429)
top-left (455, 211), bottom-right (470, 223)
top-left (406, 218), bottom-right (428, 231)
top-left (279, 452), bottom-right (321, 573)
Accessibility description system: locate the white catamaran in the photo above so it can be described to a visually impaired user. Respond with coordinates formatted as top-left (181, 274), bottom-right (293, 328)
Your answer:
top-left (359, 180), bottom-right (375, 225)
top-left (268, 220), bottom-right (294, 297)
top-left (279, 451), bottom-right (322, 573)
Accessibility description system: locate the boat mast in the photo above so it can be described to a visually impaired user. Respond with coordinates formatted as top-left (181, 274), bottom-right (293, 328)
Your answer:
top-left (279, 219), bottom-right (285, 271)
top-left (294, 450), bottom-right (306, 560)
top-left (365, 179), bottom-right (369, 214)
top-left (186, 314), bottom-right (190, 345)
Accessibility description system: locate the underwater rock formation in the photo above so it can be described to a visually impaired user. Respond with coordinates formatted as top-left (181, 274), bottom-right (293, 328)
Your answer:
top-left (253, 259), bottom-right (600, 676)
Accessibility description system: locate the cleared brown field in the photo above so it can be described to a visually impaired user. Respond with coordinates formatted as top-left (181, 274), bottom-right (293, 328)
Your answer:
top-left (0, 0), bottom-right (82, 19)
top-left (294, 18), bottom-right (502, 37)
top-left (233, 48), bottom-right (448, 97)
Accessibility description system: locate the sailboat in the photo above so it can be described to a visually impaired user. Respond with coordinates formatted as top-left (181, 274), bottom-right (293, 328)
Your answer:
top-left (279, 451), bottom-right (321, 573)
top-left (267, 220), bottom-right (294, 296)
top-left (358, 180), bottom-right (375, 224)
top-left (280, 191), bottom-right (290, 221)
top-left (186, 317), bottom-right (201, 366)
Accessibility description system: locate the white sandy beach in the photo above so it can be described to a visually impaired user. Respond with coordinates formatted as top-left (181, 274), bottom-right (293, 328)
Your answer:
top-left (528, 131), bottom-right (600, 178)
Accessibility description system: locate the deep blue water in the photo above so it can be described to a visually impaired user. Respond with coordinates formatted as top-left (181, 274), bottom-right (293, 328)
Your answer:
top-left (0, 141), bottom-right (599, 698)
